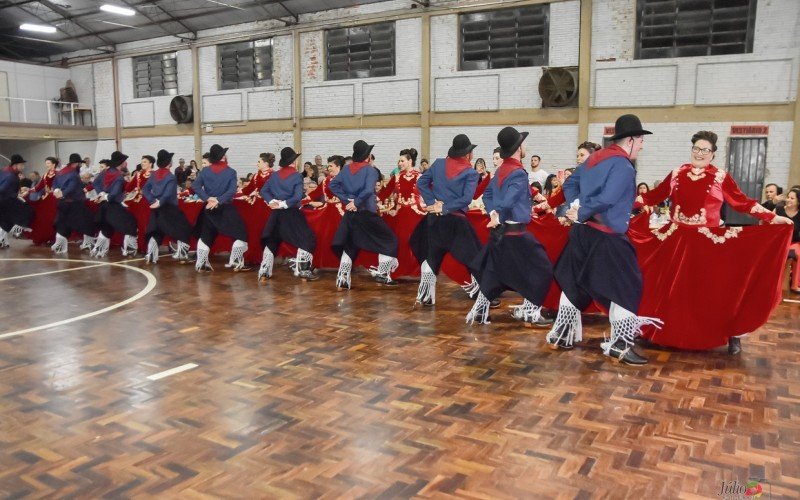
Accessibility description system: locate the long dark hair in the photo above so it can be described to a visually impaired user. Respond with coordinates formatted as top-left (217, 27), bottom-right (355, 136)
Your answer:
top-left (543, 174), bottom-right (558, 196)
top-left (400, 148), bottom-right (418, 167)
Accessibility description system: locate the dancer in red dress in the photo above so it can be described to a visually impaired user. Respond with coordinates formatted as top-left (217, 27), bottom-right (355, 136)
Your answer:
top-left (636, 130), bottom-right (793, 354)
top-left (242, 152), bottom-right (274, 200)
top-left (379, 148), bottom-right (425, 277)
top-left (302, 155), bottom-right (345, 269)
top-left (27, 157), bottom-right (60, 247)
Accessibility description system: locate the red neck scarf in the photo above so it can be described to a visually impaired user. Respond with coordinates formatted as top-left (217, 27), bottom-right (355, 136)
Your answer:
top-left (209, 160), bottom-right (228, 174)
top-left (495, 158), bottom-right (523, 187)
top-left (278, 166), bottom-right (296, 180)
top-left (103, 167), bottom-right (121, 188)
top-left (445, 156), bottom-right (473, 179)
top-left (349, 160), bottom-right (370, 175)
top-left (587, 144), bottom-right (629, 169)
top-left (153, 166), bottom-right (171, 181)
top-left (57, 163), bottom-right (78, 177)
top-left (4, 165), bottom-right (18, 174)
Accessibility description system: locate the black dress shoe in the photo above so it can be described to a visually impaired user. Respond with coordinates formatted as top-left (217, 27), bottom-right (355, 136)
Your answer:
top-left (489, 298), bottom-right (501, 308)
top-left (549, 336), bottom-right (574, 350)
top-left (728, 336), bottom-right (742, 355)
top-left (419, 297), bottom-right (434, 306)
top-left (605, 339), bottom-right (648, 365)
top-left (374, 275), bottom-right (398, 286)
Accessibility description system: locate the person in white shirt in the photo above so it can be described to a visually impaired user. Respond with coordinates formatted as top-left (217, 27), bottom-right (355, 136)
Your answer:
top-left (528, 154), bottom-right (549, 187)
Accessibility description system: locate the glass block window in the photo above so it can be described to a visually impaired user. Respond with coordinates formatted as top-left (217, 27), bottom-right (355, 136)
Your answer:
top-left (459, 4), bottom-right (549, 71)
top-left (636, 0), bottom-right (757, 59)
top-left (218, 39), bottom-right (273, 90)
top-left (134, 52), bottom-right (178, 98)
top-left (326, 22), bottom-right (395, 80)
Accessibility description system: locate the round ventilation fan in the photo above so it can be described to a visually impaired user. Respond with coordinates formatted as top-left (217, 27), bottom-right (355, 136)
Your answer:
top-left (539, 67), bottom-right (578, 108)
top-left (169, 95), bottom-right (193, 124)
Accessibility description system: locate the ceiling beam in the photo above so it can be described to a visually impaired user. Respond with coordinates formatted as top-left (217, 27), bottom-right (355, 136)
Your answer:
top-left (55, 0), bottom-right (291, 43)
top-left (36, 0), bottom-right (117, 48)
top-left (277, 1), bottom-right (299, 23)
top-left (126, 0), bottom-right (198, 40)
top-left (12, 2), bottom-right (115, 54)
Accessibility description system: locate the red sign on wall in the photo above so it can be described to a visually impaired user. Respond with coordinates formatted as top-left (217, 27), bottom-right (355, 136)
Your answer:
top-left (730, 125), bottom-right (769, 136)
top-left (603, 126), bottom-right (615, 136)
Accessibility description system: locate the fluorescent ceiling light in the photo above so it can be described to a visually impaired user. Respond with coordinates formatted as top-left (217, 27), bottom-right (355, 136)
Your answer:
top-left (20, 23), bottom-right (57, 33)
top-left (100, 4), bottom-right (135, 15)
top-left (101, 20), bottom-right (138, 28)
top-left (204, 0), bottom-right (246, 11)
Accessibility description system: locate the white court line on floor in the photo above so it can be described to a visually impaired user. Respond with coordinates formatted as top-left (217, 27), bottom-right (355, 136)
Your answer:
top-left (784, 299), bottom-right (800, 304)
top-left (0, 262), bottom-right (108, 282)
top-left (0, 258), bottom-right (156, 339)
top-left (146, 363), bottom-right (198, 381)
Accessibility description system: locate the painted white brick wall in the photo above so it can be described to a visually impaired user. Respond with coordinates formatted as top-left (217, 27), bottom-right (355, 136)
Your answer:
top-left (121, 136), bottom-right (195, 167)
top-left (68, 64), bottom-right (95, 110)
top-left (304, 85), bottom-right (354, 117)
top-left (431, 125), bottom-right (579, 173)
top-left (0, 139), bottom-right (56, 173)
top-left (431, 4), bottom-right (583, 112)
top-left (549, 0), bottom-right (581, 67)
top-left (301, 17), bottom-right (422, 117)
top-left (93, 61), bottom-right (115, 129)
top-left (199, 35), bottom-right (293, 123)
top-left (695, 59), bottom-right (794, 105)
top-left (301, 128), bottom-right (422, 175)
top-left (0, 60), bottom-right (69, 124)
top-left (202, 132), bottom-right (294, 177)
top-left (121, 101), bottom-right (156, 127)
top-left (56, 139), bottom-right (116, 166)
top-left (117, 49), bottom-right (193, 127)
top-left (434, 74), bottom-right (500, 111)
top-left (588, 121), bottom-right (795, 189)
top-left (591, 0), bottom-right (800, 107)
top-left (594, 65), bottom-right (678, 107)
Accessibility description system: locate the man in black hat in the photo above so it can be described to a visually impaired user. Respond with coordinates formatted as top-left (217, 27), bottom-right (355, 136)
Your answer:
top-left (141, 149), bottom-right (193, 264)
top-left (257, 147), bottom-right (318, 282)
top-left (546, 114), bottom-right (662, 365)
top-left (465, 127), bottom-right (554, 327)
top-left (50, 154), bottom-right (97, 254)
top-left (192, 144), bottom-right (250, 272)
top-left (0, 154), bottom-right (34, 247)
top-left (90, 151), bottom-right (139, 257)
top-left (411, 134), bottom-right (487, 306)
top-left (329, 140), bottom-right (399, 289)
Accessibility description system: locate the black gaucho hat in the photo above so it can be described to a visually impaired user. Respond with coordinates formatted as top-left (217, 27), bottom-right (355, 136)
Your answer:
top-left (609, 114), bottom-right (652, 141)
top-left (208, 144), bottom-right (228, 163)
top-left (68, 153), bottom-right (83, 164)
top-left (278, 147), bottom-right (300, 167)
top-left (156, 149), bottom-right (174, 168)
top-left (8, 154), bottom-right (26, 166)
top-left (352, 140), bottom-right (374, 163)
top-left (497, 127), bottom-right (529, 159)
top-left (448, 134), bottom-right (477, 158)
top-left (108, 151), bottom-right (128, 168)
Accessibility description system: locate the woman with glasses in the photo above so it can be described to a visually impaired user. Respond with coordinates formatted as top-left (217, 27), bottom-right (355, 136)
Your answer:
top-left (635, 130), bottom-right (793, 354)
top-left (776, 187), bottom-right (800, 293)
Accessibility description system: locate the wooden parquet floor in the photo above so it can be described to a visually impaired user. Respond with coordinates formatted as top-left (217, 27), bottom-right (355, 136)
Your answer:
top-left (1, 243), bottom-right (799, 499)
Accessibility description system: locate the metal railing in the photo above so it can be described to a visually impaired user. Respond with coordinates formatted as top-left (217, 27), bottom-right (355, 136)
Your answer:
top-left (0, 96), bottom-right (94, 127)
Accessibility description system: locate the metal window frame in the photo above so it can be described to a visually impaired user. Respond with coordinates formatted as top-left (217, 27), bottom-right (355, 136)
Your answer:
top-left (217, 38), bottom-right (274, 91)
top-left (457, 4), bottom-right (550, 72)
top-left (133, 51), bottom-right (178, 99)
top-left (635, 0), bottom-right (758, 60)
top-left (324, 20), bottom-right (396, 81)
top-left (724, 135), bottom-right (768, 225)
